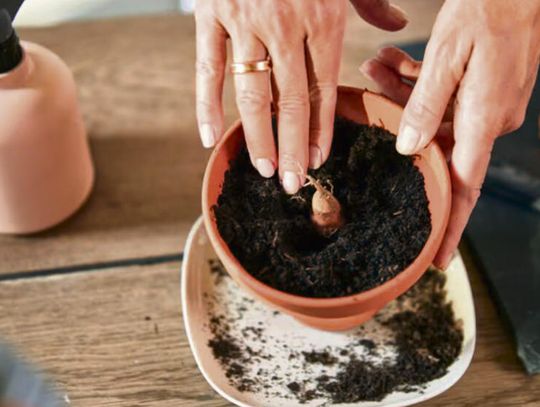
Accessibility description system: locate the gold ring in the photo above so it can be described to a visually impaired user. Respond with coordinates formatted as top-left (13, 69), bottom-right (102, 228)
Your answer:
top-left (230, 58), bottom-right (271, 74)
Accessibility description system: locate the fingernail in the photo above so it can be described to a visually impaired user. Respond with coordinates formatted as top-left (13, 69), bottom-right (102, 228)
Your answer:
top-left (200, 124), bottom-right (216, 148)
top-left (309, 145), bottom-right (323, 169)
top-left (283, 171), bottom-right (300, 194)
top-left (359, 61), bottom-right (373, 79)
top-left (390, 4), bottom-right (408, 24)
top-left (435, 254), bottom-right (452, 271)
top-left (376, 47), bottom-right (390, 59)
top-left (396, 125), bottom-right (420, 155)
top-left (256, 158), bottom-right (275, 178)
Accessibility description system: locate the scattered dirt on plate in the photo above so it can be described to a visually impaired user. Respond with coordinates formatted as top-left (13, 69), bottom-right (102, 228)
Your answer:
top-left (205, 260), bottom-right (463, 404)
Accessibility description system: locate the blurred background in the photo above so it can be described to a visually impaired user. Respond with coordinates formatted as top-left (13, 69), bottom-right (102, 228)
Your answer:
top-left (16, 0), bottom-right (195, 26)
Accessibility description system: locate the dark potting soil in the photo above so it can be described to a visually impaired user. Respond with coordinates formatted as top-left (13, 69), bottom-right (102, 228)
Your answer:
top-left (205, 260), bottom-right (464, 403)
top-left (214, 117), bottom-right (431, 298)
top-left (302, 350), bottom-right (338, 366)
top-left (316, 270), bottom-right (463, 403)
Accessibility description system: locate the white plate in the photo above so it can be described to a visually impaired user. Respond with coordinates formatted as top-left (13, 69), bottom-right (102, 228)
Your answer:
top-left (182, 217), bottom-right (476, 407)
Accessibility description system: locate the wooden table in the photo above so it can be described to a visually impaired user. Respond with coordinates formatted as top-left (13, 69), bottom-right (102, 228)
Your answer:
top-left (1, 2), bottom-right (539, 405)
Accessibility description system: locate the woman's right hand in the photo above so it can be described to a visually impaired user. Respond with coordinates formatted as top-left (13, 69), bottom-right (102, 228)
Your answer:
top-left (195, 0), bottom-right (408, 194)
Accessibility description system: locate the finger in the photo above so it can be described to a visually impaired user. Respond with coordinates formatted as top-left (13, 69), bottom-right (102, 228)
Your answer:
top-left (230, 34), bottom-right (276, 178)
top-left (434, 122), bottom-right (454, 161)
top-left (397, 26), bottom-right (472, 155)
top-left (433, 55), bottom-right (497, 269)
top-left (195, 12), bottom-right (227, 148)
top-left (269, 43), bottom-right (310, 194)
top-left (360, 57), bottom-right (457, 124)
top-left (434, 135), bottom-right (494, 269)
top-left (360, 59), bottom-right (455, 159)
top-left (360, 55), bottom-right (455, 159)
top-left (305, 27), bottom-right (344, 169)
top-left (360, 59), bottom-right (413, 106)
top-left (375, 46), bottom-right (421, 81)
top-left (350, 0), bottom-right (408, 32)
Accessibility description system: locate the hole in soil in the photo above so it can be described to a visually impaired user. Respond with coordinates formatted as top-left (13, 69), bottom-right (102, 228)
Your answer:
top-left (282, 224), bottom-right (334, 255)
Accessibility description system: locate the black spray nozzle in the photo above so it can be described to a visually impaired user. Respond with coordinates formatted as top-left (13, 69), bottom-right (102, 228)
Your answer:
top-left (4, 0), bottom-right (25, 21)
top-left (0, 7), bottom-right (22, 73)
top-left (0, 9), bottom-right (14, 43)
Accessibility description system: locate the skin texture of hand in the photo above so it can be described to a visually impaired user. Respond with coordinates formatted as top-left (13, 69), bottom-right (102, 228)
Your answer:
top-left (360, 0), bottom-right (540, 269)
top-left (195, 0), bottom-right (407, 194)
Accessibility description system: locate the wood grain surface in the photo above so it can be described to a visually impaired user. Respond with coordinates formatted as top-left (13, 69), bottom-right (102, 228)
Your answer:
top-left (0, 0), bottom-right (443, 275)
top-left (0, 248), bottom-right (538, 406)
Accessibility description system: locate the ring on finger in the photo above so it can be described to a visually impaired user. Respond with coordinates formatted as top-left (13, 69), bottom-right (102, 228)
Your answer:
top-left (230, 58), bottom-right (272, 74)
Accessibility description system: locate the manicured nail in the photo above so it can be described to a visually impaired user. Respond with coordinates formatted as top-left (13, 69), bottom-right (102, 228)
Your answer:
top-left (436, 254), bottom-right (452, 271)
top-left (309, 145), bottom-right (323, 169)
top-left (283, 171), bottom-right (300, 194)
top-left (359, 61), bottom-right (373, 79)
top-left (200, 124), bottom-right (216, 148)
top-left (396, 125), bottom-right (420, 155)
top-left (256, 158), bottom-right (275, 178)
top-left (390, 4), bottom-right (408, 24)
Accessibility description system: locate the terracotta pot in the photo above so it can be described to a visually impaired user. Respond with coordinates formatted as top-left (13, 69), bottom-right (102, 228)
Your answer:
top-left (202, 86), bottom-right (451, 331)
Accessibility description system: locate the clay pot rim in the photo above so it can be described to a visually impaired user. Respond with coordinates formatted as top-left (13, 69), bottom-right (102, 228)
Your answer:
top-left (202, 87), bottom-right (451, 309)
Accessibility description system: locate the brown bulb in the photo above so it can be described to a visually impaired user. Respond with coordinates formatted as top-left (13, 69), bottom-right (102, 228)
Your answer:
top-left (307, 175), bottom-right (343, 237)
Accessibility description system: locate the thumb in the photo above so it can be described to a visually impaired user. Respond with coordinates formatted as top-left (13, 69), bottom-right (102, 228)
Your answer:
top-left (350, 0), bottom-right (408, 32)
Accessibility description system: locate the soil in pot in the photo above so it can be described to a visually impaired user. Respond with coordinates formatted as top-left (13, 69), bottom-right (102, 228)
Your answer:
top-left (214, 117), bottom-right (431, 298)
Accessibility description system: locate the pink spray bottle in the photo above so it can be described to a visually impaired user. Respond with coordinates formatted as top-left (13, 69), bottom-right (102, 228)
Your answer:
top-left (0, 3), bottom-right (94, 234)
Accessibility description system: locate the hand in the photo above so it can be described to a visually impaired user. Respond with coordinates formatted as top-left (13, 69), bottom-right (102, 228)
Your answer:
top-left (360, 0), bottom-right (540, 269)
top-left (361, 47), bottom-right (456, 158)
top-left (196, 0), bottom-right (408, 194)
